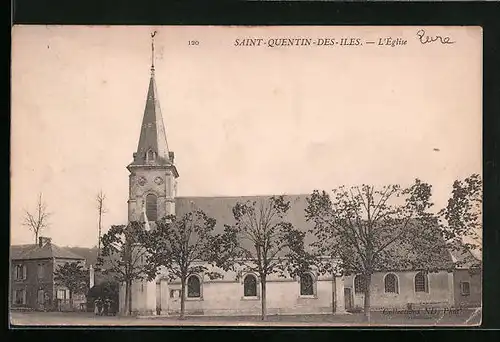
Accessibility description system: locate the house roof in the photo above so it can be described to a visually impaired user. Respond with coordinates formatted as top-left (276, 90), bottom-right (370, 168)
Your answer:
top-left (10, 242), bottom-right (86, 261)
top-left (175, 194), bottom-right (455, 271)
top-left (63, 246), bottom-right (99, 266)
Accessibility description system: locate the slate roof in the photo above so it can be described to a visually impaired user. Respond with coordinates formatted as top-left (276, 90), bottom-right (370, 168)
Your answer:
top-left (63, 247), bottom-right (99, 266)
top-left (129, 72), bottom-right (172, 167)
top-left (175, 194), bottom-right (455, 271)
top-left (10, 242), bottom-right (86, 261)
top-left (176, 194), bottom-right (313, 236)
top-left (448, 240), bottom-right (481, 269)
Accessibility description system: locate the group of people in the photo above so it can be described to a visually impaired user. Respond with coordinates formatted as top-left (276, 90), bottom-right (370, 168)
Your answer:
top-left (94, 298), bottom-right (114, 316)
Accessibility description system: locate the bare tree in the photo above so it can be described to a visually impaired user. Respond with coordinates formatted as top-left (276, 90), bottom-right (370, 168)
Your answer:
top-left (305, 180), bottom-right (443, 322)
top-left (23, 193), bottom-right (51, 244)
top-left (97, 222), bottom-right (153, 316)
top-left (96, 190), bottom-right (108, 255)
top-left (141, 210), bottom-right (222, 319)
top-left (216, 196), bottom-right (312, 321)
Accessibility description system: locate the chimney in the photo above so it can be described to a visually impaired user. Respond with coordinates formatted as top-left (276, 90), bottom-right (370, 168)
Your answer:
top-left (38, 236), bottom-right (51, 247)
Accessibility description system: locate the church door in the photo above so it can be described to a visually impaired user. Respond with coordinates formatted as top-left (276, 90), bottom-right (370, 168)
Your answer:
top-left (344, 288), bottom-right (353, 311)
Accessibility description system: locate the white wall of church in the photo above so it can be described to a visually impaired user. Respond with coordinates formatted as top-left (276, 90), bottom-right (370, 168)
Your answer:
top-left (344, 271), bottom-right (454, 310)
top-left (161, 278), bottom-right (335, 316)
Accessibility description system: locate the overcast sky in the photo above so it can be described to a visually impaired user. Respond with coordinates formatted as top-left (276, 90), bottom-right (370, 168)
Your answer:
top-left (11, 26), bottom-right (482, 247)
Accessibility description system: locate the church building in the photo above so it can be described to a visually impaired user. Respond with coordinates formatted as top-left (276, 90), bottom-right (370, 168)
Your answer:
top-left (118, 43), bottom-right (479, 317)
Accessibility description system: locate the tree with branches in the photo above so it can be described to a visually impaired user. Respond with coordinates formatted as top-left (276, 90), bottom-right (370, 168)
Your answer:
top-left (439, 174), bottom-right (482, 269)
top-left (140, 209), bottom-right (222, 319)
top-left (305, 180), bottom-right (446, 321)
top-left (96, 190), bottom-right (108, 256)
top-left (96, 222), bottom-right (153, 316)
top-left (23, 193), bottom-right (51, 244)
top-left (215, 196), bottom-right (313, 321)
top-left (54, 261), bottom-right (89, 309)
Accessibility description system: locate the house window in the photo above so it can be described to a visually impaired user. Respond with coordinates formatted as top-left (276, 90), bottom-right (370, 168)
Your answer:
top-left (414, 271), bottom-right (429, 293)
top-left (354, 275), bottom-right (366, 294)
top-left (460, 282), bottom-right (471, 296)
top-left (384, 273), bottom-right (399, 294)
top-left (146, 194), bottom-right (158, 221)
top-left (14, 289), bottom-right (26, 305)
top-left (187, 275), bottom-right (201, 298)
top-left (243, 274), bottom-right (257, 297)
top-left (15, 264), bottom-right (27, 280)
top-left (37, 289), bottom-right (45, 304)
top-left (300, 273), bottom-right (314, 296)
top-left (57, 289), bottom-right (67, 300)
top-left (37, 264), bottom-right (44, 279)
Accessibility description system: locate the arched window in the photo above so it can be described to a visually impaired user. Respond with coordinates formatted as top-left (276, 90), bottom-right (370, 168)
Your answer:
top-left (145, 194), bottom-right (158, 221)
top-left (187, 275), bottom-right (201, 298)
top-left (384, 273), bottom-right (399, 294)
top-left (414, 271), bottom-right (429, 293)
top-left (354, 275), bottom-right (366, 294)
top-left (243, 274), bottom-right (257, 297)
top-left (300, 273), bottom-right (314, 296)
top-left (146, 149), bottom-right (156, 163)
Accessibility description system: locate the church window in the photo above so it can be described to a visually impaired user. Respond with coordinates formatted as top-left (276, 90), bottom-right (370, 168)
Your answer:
top-left (146, 194), bottom-right (158, 221)
top-left (146, 149), bottom-right (156, 163)
top-left (187, 275), bottom-right (201, 298)
top-left (243, 274), bottom-right (257, 297)
top-left (414, 271), bottom-right (429, 293)
top-left (300, 273), bottom-right (315, 296)
top-left (354, 275), bottom-right (366, 294)
top-left (384, 273), bottom-right (398, 294)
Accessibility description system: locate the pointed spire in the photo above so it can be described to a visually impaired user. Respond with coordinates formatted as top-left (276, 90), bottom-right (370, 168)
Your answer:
top-left (129, 31), bottom-right (173, 168)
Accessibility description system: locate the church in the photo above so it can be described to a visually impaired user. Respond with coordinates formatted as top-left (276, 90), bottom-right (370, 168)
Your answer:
top-left (118, 45), bottom-right (479, 317)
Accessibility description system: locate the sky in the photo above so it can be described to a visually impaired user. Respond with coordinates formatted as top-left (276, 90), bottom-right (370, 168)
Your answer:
top-left (11, 26), bottom-right (482, 248)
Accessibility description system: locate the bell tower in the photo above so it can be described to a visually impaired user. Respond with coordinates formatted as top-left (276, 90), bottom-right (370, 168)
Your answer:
top-left (121, 32), bottom-right (179, 316)
top-left (127, 31), bottom-right (179, 227)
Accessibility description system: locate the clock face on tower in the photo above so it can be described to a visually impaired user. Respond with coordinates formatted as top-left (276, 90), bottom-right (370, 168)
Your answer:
top-left (138, 176), bottom-right (147, 186)
top-left (154, 176), bottom-right (164, 185)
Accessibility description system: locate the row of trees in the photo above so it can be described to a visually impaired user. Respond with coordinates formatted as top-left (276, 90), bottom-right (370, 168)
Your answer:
top-left (97, 174), bottom-right (482, 321)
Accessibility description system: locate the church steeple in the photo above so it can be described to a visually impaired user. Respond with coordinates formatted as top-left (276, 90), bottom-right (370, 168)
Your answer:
top-left (123, 32), bottom-right (178, 317)
top-left (129, 31), bottom-right (176, 173)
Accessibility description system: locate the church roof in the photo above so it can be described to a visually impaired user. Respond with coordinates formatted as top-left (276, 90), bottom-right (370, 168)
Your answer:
top-left (129, 71), bottom-right (172, 168)
top-left (174, 195), bottom-right (455, 271)
top-left (10, 242), bottom-right (86, 261)
top-left (175, 194), bottom-right (314, 243)
top-left (448, 240), bottom-right (481, 269)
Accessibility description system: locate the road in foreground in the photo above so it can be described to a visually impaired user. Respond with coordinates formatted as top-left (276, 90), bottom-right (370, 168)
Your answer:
top-left (10, 308), bottom-right (481, 327)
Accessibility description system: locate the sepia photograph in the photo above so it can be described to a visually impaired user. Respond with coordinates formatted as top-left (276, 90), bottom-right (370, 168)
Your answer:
top-left (10, 25), bottom-right (482, 327)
